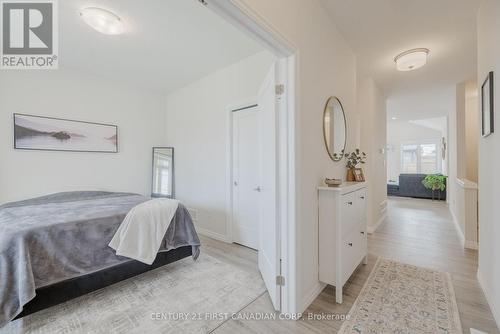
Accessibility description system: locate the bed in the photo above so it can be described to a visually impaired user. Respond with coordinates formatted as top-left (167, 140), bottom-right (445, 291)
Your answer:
top-left (0, 191), bottom-right (200, 327)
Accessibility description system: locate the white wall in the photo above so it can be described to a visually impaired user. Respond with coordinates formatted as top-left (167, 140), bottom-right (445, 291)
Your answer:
top-left (0, 71), bottom-right (165, 204)
top-left (448, 88), bottom-right (459, 209)
top-left (449, 80), bottom-right (479, 245)
top-left (163, 51), bottom-right (276, 239)
top-left (465, 81), bottom-right (479, 182)
top-left (453, 81), bottom-right (479, 182)
top-left (387, 121), bottom-right (444, 182)
top-left (477, 0), bottom-right (500, 327)
top-left (358, 77), bottom-right (387, 231)
top-left (237, 0), bottom-right (357, 313)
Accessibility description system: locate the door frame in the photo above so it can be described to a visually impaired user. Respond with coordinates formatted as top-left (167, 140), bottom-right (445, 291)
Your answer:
top-left (208, 0), bottom-right (298, 314)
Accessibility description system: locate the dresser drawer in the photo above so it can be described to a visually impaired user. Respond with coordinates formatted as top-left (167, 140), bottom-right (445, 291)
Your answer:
top-left (340, 192), bottom-right (357, 237)
top-left (354, 188), bottom-right (367, 223)
top-left (341, 188), bottom-right (366, 236)
top-left (341, 225), bottom-right (366, 285)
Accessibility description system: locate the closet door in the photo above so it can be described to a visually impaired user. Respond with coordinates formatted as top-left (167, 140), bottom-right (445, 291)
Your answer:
top-left (232, 106), bottom-right (260, 250)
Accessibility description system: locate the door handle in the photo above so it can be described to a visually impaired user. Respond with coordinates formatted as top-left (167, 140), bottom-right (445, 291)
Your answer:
top-left (348, 242), bottom-right (353, 247)
top-left (360, 196), bottom-right (365, 199)
top-left (347, 201), bottom-right (353, 205)
top-left (253, 186), bottom-right (261, 192)
top-left (360, 231), bottom-right (365, 235)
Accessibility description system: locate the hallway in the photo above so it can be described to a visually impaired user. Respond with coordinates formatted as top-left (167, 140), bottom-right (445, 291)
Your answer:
top-left (370, 197), bottom-right (498, 333)
top-left (205, 197), bottom-right (499, 333)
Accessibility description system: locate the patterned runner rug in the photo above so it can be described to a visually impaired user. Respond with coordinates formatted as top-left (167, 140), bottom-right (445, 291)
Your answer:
top-left (339, 258), bottom-right (463, 334)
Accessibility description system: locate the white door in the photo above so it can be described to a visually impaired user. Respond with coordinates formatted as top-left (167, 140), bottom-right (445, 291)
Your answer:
top-left (232, 106), bottom-right (260, 250)
top-left (257, 64), bottom-right (280, 311)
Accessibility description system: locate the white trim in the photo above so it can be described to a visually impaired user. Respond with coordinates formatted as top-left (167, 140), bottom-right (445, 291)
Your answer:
top-left (449, 205), bottom-right (465, 246)
top-left (283, 54), bottom-right (297, 315)
top-left (456, 178), bottom-right (478, 190)
top-left (464, 240), bottom-right (478, 250)
top-left (207, 0), bottom-right (298, 314)
top-left (367, 200), bottom-right (387, 234)
top-left (299, 282), bottom-right (326, 313)
top-left (367, 213), bottom-right (386, 234)
top-left (196, 227), bottom-right (231, 243)
top-left (449, 204), bottom-right (478, 250)
top-left (206, 0), bottom-right (297, 58)
top-left (477, 269), bottom-right (500, 329)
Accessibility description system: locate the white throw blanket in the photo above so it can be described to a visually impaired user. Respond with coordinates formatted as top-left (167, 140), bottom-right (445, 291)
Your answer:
top-left (109, 198), bottom-right (179, 265)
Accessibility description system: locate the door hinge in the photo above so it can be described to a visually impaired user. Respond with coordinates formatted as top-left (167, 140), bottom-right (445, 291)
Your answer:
top-left (276, 275), bottom-right (285, 286)
top-left (275, 84), bottom-right (285, 96)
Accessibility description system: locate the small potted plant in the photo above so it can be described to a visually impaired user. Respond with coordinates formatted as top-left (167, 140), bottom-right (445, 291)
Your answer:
top-left (344, 149), bottom-right (367, 182)
top-left (422, 174), bottom-right (447, 200)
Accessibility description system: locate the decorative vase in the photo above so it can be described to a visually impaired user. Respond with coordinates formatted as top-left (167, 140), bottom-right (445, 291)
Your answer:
top-left (346, 168), bottom-right (355, 182)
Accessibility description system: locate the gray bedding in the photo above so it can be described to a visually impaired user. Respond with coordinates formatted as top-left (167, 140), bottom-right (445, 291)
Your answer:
top-left (0, 191), bottom-right (200, 327)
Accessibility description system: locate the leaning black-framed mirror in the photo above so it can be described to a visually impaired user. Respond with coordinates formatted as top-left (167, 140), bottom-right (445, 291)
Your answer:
top-left (323, 96), bottom-right (347, 161)
top-left (152, 147), bottom-right (175, 198)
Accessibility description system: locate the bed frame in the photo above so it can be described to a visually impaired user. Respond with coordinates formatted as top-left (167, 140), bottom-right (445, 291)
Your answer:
top-left (15, 246), bottom-right (193, 319)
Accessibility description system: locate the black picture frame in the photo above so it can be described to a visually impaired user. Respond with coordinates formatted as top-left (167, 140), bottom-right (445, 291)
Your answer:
top-left (13, 113), bottom-right (118, 153)
top-left (481, 71), bottom-right (494, 137)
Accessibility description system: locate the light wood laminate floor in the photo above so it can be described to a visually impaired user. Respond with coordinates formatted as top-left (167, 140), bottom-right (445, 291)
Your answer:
top-left (203, 197), bottom-right (499, 334)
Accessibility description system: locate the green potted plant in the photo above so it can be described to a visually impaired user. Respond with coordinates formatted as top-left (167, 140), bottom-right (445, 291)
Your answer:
top-left (344, 149), bottom-right (367, 181)
top-left (422, 174), bottom-right (447, 200)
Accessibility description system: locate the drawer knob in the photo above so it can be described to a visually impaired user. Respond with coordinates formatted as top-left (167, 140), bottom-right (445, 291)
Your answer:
top-left (360, 196), bottom-right (365, 199)
top-left (348, 242), bottom-right (353, 247)
top-left (347, 201), bottom-right (353, 205)
top-left (360, 231), bottom-right (365, 235)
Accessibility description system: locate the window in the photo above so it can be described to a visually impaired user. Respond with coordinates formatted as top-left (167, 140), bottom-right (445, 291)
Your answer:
top-left (420, 144), bottom-right (438, 174)
top-left (401, 142), bottom-right (440, 174)
top-left (401, 144), bottom-right (418, 173)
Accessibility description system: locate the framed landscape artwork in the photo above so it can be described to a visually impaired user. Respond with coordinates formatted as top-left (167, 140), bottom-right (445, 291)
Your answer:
top-left (482, 71), bottom-right (494, 137)
top-left (14, 114), bottom-right (118, 153)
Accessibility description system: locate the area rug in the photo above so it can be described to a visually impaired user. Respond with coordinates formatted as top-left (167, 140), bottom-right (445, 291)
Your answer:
top-left (339, 258), bottom-right (463, 334)
top-left (1, 253), bottom-right (265, 334)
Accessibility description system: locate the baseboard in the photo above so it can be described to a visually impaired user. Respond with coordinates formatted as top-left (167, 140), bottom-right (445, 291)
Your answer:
top-left (477, 269), bottom-right (500, 330)
top-left (367, 213), bottom-right (386, 234)
top-left (196, 226), bottom-right (231, 243)
top-left (380, 199), bottom-right (388, 214)
top-left (448, 205), bottom-right (479, 250)
top-left (299, 282), bottom-right (326, 313)
top-left (465, 240), bottom-right (479, 250)
top-left (449, 207), bottom-right (465, 246)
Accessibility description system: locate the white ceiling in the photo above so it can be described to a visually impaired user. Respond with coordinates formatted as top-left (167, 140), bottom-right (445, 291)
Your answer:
top-left (59, 0), bottom-right (264, 93)
top-left (321, 0), bottom-right (480, 119)
top-left (410, 117), bottom-right (448, 134)
top-left (386, 86), bottom-right (456, 121)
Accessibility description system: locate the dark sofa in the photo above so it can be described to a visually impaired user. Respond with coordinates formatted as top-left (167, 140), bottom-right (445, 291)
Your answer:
top-left (388, 174), bottom-right (446, 200)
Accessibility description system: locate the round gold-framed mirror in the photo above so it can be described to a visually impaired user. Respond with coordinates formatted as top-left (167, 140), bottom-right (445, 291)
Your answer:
top-left (323, 96), bottom-right (347, 162)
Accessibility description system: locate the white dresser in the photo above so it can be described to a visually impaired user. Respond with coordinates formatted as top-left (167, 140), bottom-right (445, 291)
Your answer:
top-left (318, 182), bottom-right (368, 303)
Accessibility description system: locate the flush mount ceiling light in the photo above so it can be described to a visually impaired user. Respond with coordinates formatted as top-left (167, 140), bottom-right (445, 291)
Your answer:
top-left (80, 7), bottom-right (124, 35)
top-left (394, 48), bottom-right (430, 72)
